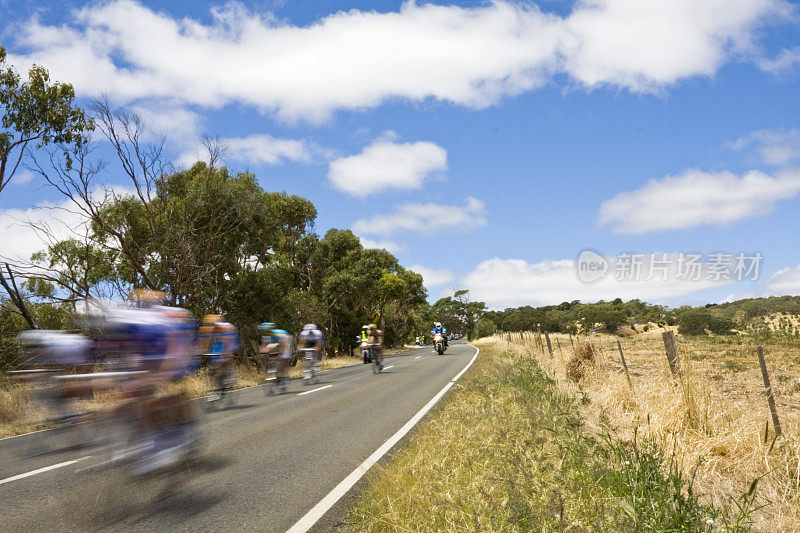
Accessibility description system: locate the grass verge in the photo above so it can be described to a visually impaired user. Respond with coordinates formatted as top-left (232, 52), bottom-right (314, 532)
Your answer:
top-left (347, 341), bottom-right (729, 531)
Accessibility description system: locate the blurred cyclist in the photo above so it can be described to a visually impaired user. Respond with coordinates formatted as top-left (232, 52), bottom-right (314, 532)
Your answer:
top-left (106, 290), bottom-right (201, 474)
top-left (299, 323), bottom-right (323, 380)
top-left (16, 330), bottom-right (93, 425)
top-left (200, 314), bottom-right (239, 402)
top-left (259, 323), bottom-right (292, 392)
top-left (365, 323), bottom-right (384, 370)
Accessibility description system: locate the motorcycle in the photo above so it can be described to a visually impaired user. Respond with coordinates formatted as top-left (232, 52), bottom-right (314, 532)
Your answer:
top-left (360, 338), bottom-right (372, 364)
top-left (434, 333), bottom-right (446, 355)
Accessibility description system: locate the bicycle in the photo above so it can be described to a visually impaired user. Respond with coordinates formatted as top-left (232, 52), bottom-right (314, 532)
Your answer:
top-left (371, 344), bottom-right (383, 374)
top-left (206, 358), bottom-right (236, 408)
top-left (301, 347), bottom-right (320, 384)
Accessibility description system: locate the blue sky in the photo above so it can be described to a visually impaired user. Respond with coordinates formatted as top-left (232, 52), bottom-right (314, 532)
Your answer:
top-left (1, 0), bottom-right (800, 309)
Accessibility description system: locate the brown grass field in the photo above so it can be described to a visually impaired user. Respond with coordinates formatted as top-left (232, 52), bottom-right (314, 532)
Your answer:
top-left (503, 329), bottom-right (800, 530)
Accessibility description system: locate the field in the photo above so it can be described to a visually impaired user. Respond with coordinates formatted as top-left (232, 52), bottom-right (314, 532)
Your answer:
top-left (348, 339), bottom-right (723, 531)
top-left (511, 329), bottom-right (800, 530)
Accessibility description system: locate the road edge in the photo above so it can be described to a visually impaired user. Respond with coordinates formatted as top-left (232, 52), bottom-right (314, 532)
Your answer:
top-left (286, 344), bottom-right (480, 533)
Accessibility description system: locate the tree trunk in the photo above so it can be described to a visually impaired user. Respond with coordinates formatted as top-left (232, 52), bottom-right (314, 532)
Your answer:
top-left (0, 264), bottom-right (39, 329)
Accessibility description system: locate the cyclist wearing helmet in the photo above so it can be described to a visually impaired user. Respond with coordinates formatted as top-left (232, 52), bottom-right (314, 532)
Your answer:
top-left (259, 322), bottom-right (292, 392)
top-left (299, 323), bottom-right (323, 360)
top-left (299, 323), bottom-right (324, 380)
top-left (365, 323), bottom-right (384, 369)
top-left (201, 314), bottom-right (239, 401)
top-left (432, 322), bottom-right (448, 348)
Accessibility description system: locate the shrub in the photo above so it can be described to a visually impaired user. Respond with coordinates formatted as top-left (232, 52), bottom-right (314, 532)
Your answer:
top-left (472, 317), bottom-right (497, 339)
top-left (567, 341), bottom-right (595, 383)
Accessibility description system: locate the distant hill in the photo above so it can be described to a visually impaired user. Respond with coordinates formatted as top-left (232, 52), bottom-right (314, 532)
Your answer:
top-left (484, 295), bottom-right (800, 337)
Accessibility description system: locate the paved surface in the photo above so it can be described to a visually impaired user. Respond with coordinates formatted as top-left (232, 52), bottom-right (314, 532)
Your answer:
top-left (0, 341), bottom-right (477, 532)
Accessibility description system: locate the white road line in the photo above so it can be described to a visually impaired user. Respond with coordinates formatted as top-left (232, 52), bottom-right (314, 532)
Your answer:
top-left (0, 457), bottom-right (88, 486)
top-left (297, 384), bottom-right (333, 396)
top-left (382, 365), bottom-right (395, 370)
top-left (414, 356), bottom-right (421, 360)
top-left (287, 344), bottom-right (479, 533)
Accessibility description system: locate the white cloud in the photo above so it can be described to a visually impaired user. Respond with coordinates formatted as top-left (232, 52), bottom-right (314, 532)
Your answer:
top-left (763, 265), bottom-right (800, 295)
top-left (0, 201), bottom-right (85, 261)
top-left (0, 186), bottom-right (136, 262)
top-left (11, 170), bottom-right (36, 186)
top-left (328, 137), bottom-right (447, 197)
top-left (5, 0), bottom-right (790, 121)
top-left (353, 197), bottom-right (487, 236)
top-left (131, 100), bottom-right (203, 146)
top-left (729, 128), bottom-right (800, 166)
top-left (409, 264), bottom-right (454, 289)
top-left (562, 0), bottom-right (790, 91)
top-left (177, 133), bottom-right (312, 168)
top-left (358, 237), bottom-right (405, 254)
top-left (758, 46), bottom-right (800, 74)
top-left (598, 168), bottom-right (800, 233)
top-left (462, 256), bottom-right (731, 309)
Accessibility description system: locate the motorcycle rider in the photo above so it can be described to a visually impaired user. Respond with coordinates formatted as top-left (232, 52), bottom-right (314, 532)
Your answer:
top-left (432, 322), bottom-right (448, 348)
top-left (299, 323), bottom-right (324, 378)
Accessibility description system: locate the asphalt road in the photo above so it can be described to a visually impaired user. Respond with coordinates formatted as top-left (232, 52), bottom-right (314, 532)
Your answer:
top-left (0, 341), bottom-right (477, 532)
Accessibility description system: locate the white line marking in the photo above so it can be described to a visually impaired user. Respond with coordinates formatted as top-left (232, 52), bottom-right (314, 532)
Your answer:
top-left (414, 356), bottom-right (421, 360)
top-left (0, 457), bottom-right (88, 486)
top-left (297, 384), bottom-right (333, 396)
top-left (287, 345), bottom-right (479, 533)
top-left (382, 365), bottom-right (395, 370)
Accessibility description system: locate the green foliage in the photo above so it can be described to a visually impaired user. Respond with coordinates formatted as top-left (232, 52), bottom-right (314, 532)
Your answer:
top-left (1, 163), bottom-right (429, 363)
top-left (350, 344), bottom-right (721, 531)
top-left (677, 310), bottom-right (735, 336)
top-left (472, 317), bottom-right (497, 338)
top-left (0, 45), bottom-right (93, 193)
top-left (430, 289), bottom-right (486, 339)
top-left (487, 298), bottom-right (673, 335)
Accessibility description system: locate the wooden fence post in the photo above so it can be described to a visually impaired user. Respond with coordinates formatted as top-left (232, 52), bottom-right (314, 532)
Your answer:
top-left (544, 332), bottom-right (553, 356)
top-left (569, 334), bottom-right (574, 348)
top-left (757, 345), bottom-right (782, 437)
top-left (661, 330), bottom-right (680, 374)
top-left (556, 337), bottom-right (563, 356)
top-left (617, 340), bottom-right (634, 391)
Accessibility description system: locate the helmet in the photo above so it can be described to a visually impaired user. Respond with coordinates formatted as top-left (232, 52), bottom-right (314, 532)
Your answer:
top-left (203, 314), bottom-right (223, 326)
top-left (130, 289), bottom-right (166, 307)
top-left (368, 323), bottom-right (377, 329)
top-left (435, 322), bottom-right (442, 328)
top-left (259, 322), bottom-right (275, 333)
top-left (303, 323), bottom-right (317, 331)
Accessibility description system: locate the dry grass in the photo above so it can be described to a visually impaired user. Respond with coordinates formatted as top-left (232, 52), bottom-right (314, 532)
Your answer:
top-left (566, 340), bottom-right (595, 383)
top-left (498, 330), bottom-right (800, 530)
top-left (348, 340), bottom-right (718, 531)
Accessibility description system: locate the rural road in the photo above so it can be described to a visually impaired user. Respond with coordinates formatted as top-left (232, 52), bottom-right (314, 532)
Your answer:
top-left (0, 341), bottom-right (478, 532)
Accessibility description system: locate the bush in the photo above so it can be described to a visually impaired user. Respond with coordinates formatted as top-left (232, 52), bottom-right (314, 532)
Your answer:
top-left (678, 311), bottom-right (735, 336)
top-left (567, 341), bottom-right (595, 383)
top-left (472, 317), bottom-right (497, 339)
